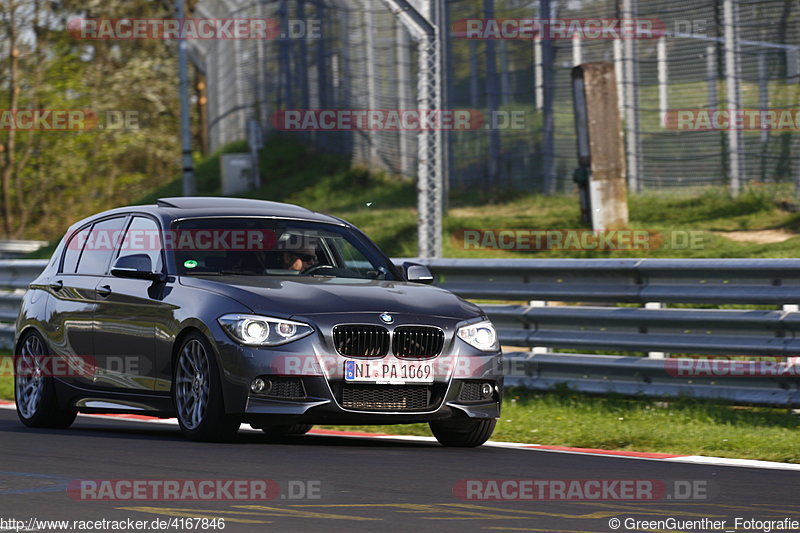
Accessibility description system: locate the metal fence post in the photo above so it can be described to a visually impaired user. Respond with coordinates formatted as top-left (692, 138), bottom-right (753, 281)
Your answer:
top-left (440, 0), bottom-right (452, 212)
top-left (278, 0), bottom-right (293, 110)
top-left (484, 0), bottom-right (501, 188)
top-left (706, 44), bottom-right (717, 110)
top-left (572, 34), bottom-right (582, 66)
top-left (789, 48), bottom-right (799, 84)
top-left (255, 0), bottom-right (267, 128)
top-left (417, 13), bottom-right (444, 258)
top-left (795, 134), bottom-right (800, 198)
top-left (397, 23), bottom-right (413, 178)
top-left (363, 4), bottom-right (378, 166)
top-left (723, 0), bottom-right (743, 195)
top-left (613, 39), bottom-right (625, 119)
top-left (540, 0), bottom-right (556, 194)
top-left (657, 36), bottom-right (668, 126)
top-left (315, 1), bottom-right (328, 110)
top-left (500, 39), bottom-right (510, 105)
top-left (758, 50), bottom-right (769, 181)
top-left (534, 37), bottom-right (543, 111)
top-left (338, 8), bottom-right (351, 154)
top-left (296, 0), bottom-right (310, 112)
top-left (176, 0), bottom-right (195, 196)
top-left (381, 0), bottom-right (443, 258)
top-left (470, 39), bottom-right (480, 109)
top-left (622, 0), bottom-right (642, 193)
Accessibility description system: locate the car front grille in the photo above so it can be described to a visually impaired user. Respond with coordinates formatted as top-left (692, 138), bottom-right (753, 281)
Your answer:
top-left (333, 325), bottom-right (390, 358)
top-left (392, 326), bottom-right (445, 358)
top-left (341, 385), bottom-right (431, 411)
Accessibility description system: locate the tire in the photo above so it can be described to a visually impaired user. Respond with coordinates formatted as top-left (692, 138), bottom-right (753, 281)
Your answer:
top-left (430, 418), bottom-right (497, 447)
top-left (15, 331), bottom-right (77, 429)
top-left (261, 424), bottom-right (313, 437)
top-left (173, 332), bottom-right (240, 442)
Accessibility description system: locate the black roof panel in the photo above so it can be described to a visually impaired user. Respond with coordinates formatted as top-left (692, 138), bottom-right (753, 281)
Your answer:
top-left (64, 197), bottom-right (346, 232)
top-left (157, 196), bottom-right (311, 213)
top-left (152, 196), bottom-right (343, 225)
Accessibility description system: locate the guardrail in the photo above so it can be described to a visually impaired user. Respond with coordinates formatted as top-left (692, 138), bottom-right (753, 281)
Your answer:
top-left (0, 260), bottom-right (48, 349)
top-left (1, 258), bottom-right (798, 406)
top-left (0, 240), bottom-right (47, 259)
top-left (404, 258), bottom-right (800, 406)
top-left (501, 352), bottom-right (800, 407)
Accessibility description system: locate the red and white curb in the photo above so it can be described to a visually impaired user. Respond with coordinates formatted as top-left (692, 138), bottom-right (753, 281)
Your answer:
top-left (1, 401), bottom-right (798, 472)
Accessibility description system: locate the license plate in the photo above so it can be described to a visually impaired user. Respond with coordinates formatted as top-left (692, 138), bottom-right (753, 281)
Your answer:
top-left (344, 358), bottom-right (433, 384)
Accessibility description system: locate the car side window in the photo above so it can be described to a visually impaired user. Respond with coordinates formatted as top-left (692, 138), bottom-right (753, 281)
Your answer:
top-left (76, 217), bottom-right (128, 276)
top-left (61, 226), bottom-right (91, 274)
top-left (117, 216), bottom-right (164, 272)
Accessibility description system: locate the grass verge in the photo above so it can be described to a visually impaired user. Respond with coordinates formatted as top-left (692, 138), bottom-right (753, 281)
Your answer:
top-left (321, 387), bottom-right (800, 464)
top-left (0, 351), bottom-right (11, 401)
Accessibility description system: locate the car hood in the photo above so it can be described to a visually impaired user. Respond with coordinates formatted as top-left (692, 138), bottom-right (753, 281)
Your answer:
top-left (179, 275), bottom-right (483, 320)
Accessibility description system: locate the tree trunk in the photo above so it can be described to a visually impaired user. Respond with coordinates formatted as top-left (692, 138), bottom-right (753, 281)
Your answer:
top-left (1, 1), bottom-right (19, 236)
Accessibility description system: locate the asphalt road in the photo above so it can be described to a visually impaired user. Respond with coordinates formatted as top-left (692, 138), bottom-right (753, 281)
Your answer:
top-left (0, 409), bottom-right (798, 533)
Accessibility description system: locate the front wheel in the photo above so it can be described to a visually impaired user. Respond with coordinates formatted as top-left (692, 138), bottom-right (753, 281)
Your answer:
top-left (430, 418), bottom-right (496, 447)
top-left (15, 331), bottom-right (76, 429)
top-left (173, 333), bottom-right (240, 442)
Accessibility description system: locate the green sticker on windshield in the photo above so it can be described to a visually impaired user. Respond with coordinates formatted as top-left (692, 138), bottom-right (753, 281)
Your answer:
top-left (184, 259), bottom-right (198, 269)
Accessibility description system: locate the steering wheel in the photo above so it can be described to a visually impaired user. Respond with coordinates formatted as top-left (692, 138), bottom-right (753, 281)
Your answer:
top-left (301, 264), bottom-right (335, 275)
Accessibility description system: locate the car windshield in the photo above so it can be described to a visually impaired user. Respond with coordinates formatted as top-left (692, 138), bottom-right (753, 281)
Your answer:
top-left (171, 217), bottom-right (395, 280)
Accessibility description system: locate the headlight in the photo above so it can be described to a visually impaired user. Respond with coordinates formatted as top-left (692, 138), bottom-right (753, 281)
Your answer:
top-left (218, 314), bottom-right (313, 346)
top-left (457, 319), bottom-right (499, 352)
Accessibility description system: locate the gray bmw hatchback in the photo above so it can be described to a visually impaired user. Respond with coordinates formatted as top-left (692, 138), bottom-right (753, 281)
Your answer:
top-left (14, 197), bottom-right (503, 446)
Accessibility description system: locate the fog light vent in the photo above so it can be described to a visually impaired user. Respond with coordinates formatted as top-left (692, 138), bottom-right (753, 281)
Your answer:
top-left (251, 378), bottom-right (270, 394)
top-left (458, 381), bottom-right (495, 402)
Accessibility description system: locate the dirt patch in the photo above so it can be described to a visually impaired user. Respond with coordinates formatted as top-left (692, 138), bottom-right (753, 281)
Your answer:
top-left (715, 229), bottom-right (797, 244)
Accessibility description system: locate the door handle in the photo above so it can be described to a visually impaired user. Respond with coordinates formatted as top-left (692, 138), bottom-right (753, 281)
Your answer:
top-left (49, 280), bottom-right (63, 291)
top-left (97, 285), bottom-right (112, 297)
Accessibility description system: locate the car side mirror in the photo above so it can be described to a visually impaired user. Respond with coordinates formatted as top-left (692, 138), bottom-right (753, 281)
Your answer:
top-left (111, 254), bottom-right (163, 281)
top-left (403, 262), bottom-right (434, 284)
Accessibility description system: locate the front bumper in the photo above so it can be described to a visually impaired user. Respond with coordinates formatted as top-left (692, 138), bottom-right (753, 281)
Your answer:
top-left (241, 375), bottom-right (503, 426)
top-left (210, 314), bottom-right (503, 426)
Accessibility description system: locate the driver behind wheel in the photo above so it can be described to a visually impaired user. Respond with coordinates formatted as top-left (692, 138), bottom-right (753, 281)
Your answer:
top-left (282, 247), bottom-right (318, 271)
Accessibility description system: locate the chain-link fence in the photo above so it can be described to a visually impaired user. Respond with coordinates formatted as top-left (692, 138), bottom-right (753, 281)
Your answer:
top-left (189, 0), bottom-right (800, 253)
top-left (191, 0), bottom-right (421, 177)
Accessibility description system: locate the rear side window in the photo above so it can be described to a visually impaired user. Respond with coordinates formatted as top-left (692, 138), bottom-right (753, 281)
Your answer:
top-left (118, 216), bottom-right (164, 272)
top-left (61, 227), bottom-right (91, 274)
top-left (76, 217), bottom-right (128, 275)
